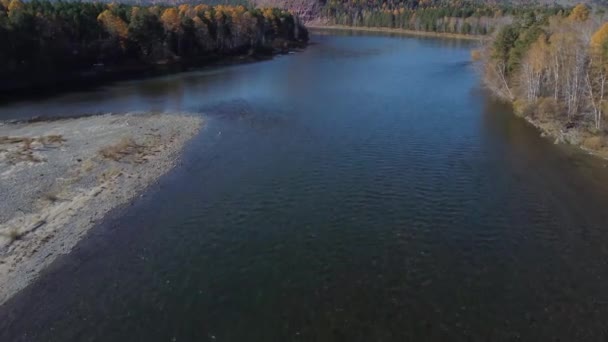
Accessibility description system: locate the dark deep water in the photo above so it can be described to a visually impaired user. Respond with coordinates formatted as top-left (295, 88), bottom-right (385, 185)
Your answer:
top-left (3, 31), bottom-right (608, 341)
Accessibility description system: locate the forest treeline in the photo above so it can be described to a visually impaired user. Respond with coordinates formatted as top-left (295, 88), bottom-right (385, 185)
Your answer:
top-left (0, 0), bottom-right (308, 81)
top-left (319, 0), bottom-right (569, 35)
top-left (482, 4), bottom-right (608, 152)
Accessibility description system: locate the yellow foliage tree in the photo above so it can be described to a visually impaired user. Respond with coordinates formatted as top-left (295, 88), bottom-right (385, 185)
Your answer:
top-left (7, 0), bottom-right (24, 15)
top-left (519, 34), bottom-right (550, 101)
top-left (214, 6), bottom-right (226, 23)
top-left (192, 16), bottom-right (206, 30)
top-left (591, 23), bottom-right (608, 57)
top-left (193, 4), bottom-right (209, 16)
top-left (587, 24), bottom-right (608, 130)
top-left (178, 4), bottom-right (194, 18)
top-left (204, 10), bottom-right (213, 22)
top-left (131, 6), bottom-right (141, 18)
top-left (569, 3), bottom-right (590, 22)
top-left (148, 6), bottom-right (161, 17)
top-left (160, 8), bottom-right (181, 33)
top-left (528, 34), bottom-right (550, 72)
top-left (262, 8), bottom-right (275, 20)
top-left (97, 9), bottom-right (128, 41)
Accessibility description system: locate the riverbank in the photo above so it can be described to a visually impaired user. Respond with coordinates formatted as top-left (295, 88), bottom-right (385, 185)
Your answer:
top-left (0, 44), bottom-right (306, 103)
top-left (477, 7), bottom-right (608, 162)
top-left (306, 24), bottom-right (484, 41)
top-left (0, 2), bottom-right (308, 101)
top-left (512, 107), bottom-right (608, 160)
top-left (0, 113), bottom-right (202, 305)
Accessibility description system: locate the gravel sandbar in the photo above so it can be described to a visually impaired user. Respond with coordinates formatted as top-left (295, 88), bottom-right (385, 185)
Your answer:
top-left (0, 113), bottom-right (202, 305)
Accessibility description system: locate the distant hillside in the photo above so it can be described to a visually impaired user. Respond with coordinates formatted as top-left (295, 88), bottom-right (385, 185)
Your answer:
top-left (52, 0), bottom-right (606, 21)
top-left (59, 0), bottom-right (606, 22)
top-left (73, 0), bottom-right (606, 9)
top-left (249, 0), bottom-right (606, 22)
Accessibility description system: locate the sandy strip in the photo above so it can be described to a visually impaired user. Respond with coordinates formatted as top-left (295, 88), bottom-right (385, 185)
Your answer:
top-left (0, 113), bottom-right (202, 305)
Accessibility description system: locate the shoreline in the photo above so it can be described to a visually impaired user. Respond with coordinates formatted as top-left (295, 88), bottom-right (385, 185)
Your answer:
top-left (0, 44), bottom-right (306, 104)
top-left (306, 24), bottom-right (484, 41)
top-left (486, 86), bottom-right (608, 161)
top-left (0, 113), bottom-right (203, 305)
top-left (309, 24), bottom-right (606, 161)
top-left (519, 113), bottom-right (608, 161)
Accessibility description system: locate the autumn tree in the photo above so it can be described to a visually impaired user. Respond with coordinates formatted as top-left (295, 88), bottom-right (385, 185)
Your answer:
top-left (586, 23), bottom-right (608, 130)
top-left (129, 6), bottom-right (163, 60)
top-left (0, 0), bottom-right (308, 82)
top-left (569, 4), bottom-right (590, 23)
top-left (519, 34), bottom-right (549, 101)
top-left (160, 8), bottom-right (181, 33)
top-left (481, 2), bottom-right (608, 135)
top-left (97, 9), bottom-right (128, 41)
top-left (7, 0), bottom-right (23, 17)
top-left (160, 8), bottom-right (181, 55)
top-left (485, 24), bottom-right (519, 99)
top-left (192, 15), bottom-right (212, 52)
top-left (545, 15), bottom-right (589, 119)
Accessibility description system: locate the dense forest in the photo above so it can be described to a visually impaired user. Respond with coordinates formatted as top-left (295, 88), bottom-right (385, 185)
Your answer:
top-left (482, 4), bottom-right (608, 153)
top-left (0, 0), bottom-right (308, 86)
top-left (318, 0), bottom-right (571, 35)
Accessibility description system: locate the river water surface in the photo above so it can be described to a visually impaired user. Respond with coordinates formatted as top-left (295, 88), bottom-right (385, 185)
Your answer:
top-left (2, 31), bottom-right (608, 341)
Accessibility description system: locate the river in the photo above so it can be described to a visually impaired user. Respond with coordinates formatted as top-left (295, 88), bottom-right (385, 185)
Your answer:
top-left (2, 30), bottom-right (608, 341)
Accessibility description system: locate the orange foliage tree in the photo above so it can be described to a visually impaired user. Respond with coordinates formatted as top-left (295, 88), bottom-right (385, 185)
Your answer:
top-left (97, 9), bottom-right (128, 42)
